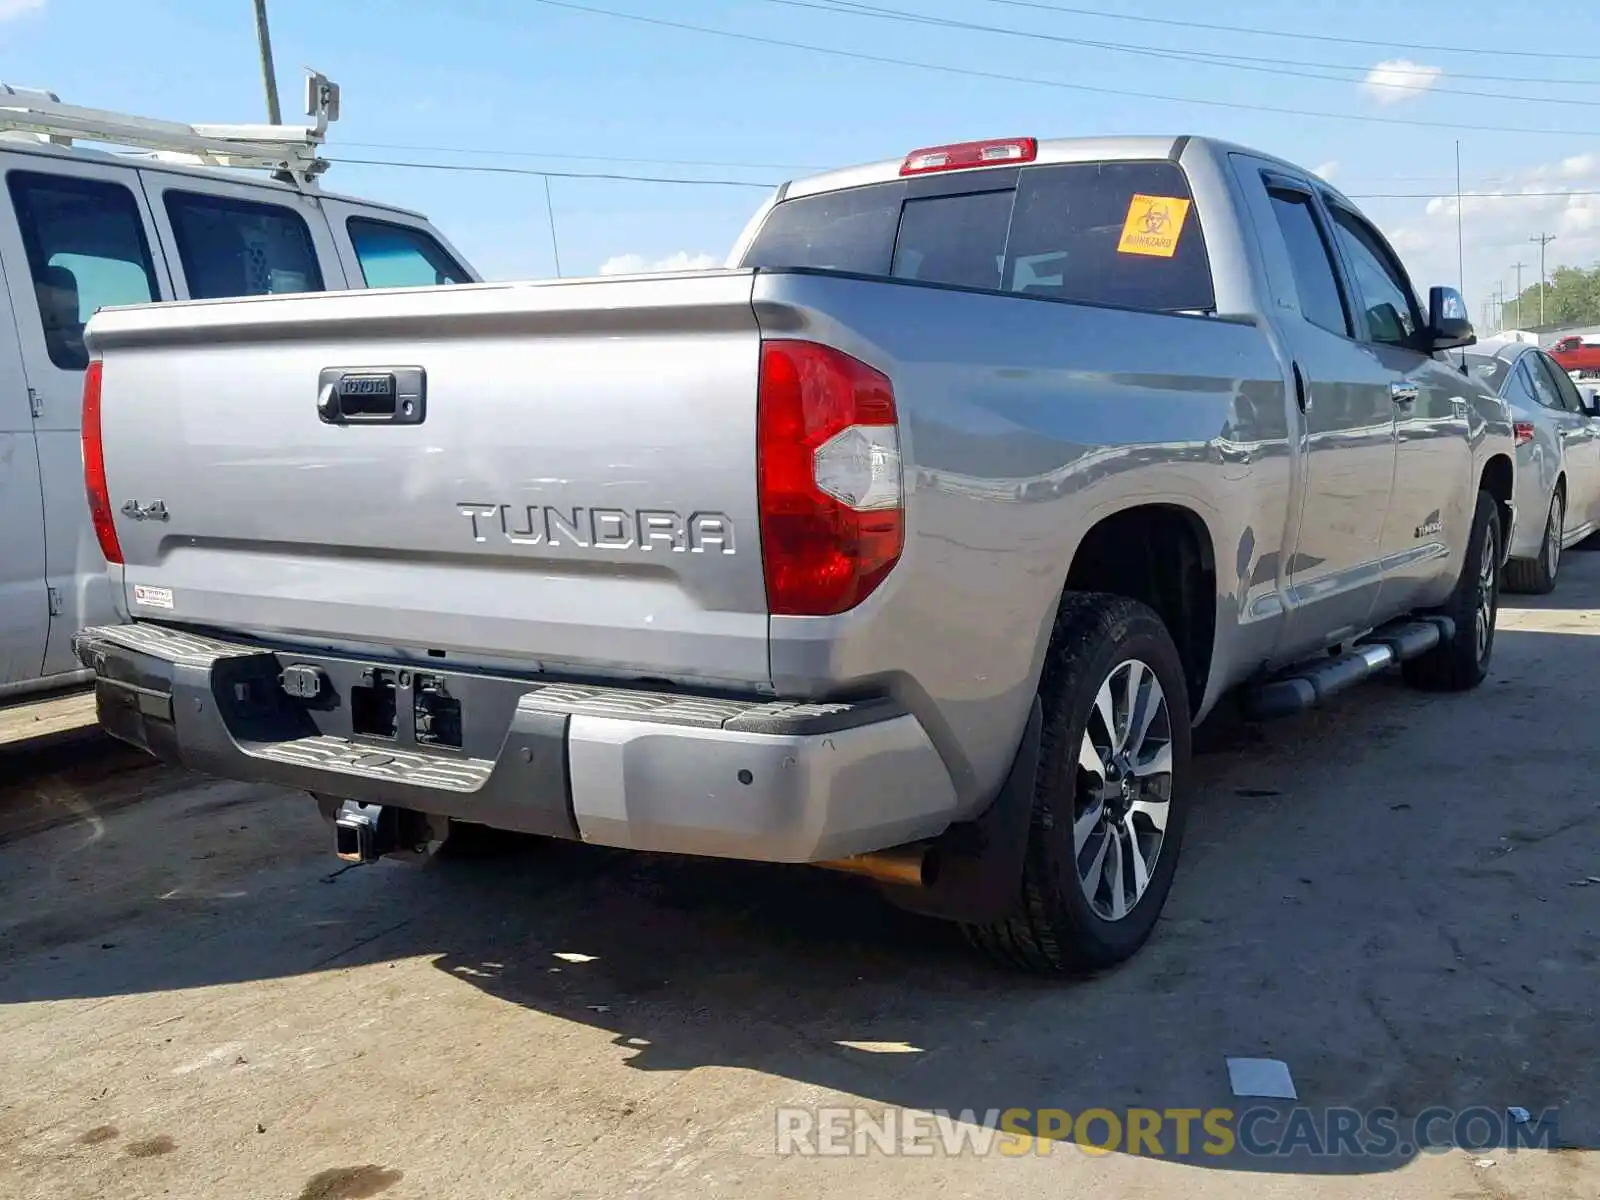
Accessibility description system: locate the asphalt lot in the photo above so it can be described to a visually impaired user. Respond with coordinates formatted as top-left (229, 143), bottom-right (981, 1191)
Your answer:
top-left (1, 561), bottom-right (1597, 1200)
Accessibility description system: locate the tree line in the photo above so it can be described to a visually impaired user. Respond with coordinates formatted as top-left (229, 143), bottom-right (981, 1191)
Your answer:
top-left (1503, 262), bottom-right (1600, 329)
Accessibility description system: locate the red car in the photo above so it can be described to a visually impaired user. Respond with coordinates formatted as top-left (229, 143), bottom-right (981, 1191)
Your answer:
top-left (1550, 335), bottom-right (1600, 378)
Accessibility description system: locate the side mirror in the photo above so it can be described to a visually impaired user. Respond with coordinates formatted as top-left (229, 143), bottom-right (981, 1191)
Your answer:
top-left (1426, 285), bottom-right (1475, 351)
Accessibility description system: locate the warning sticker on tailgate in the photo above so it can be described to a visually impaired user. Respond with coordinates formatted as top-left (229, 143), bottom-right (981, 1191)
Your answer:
top-left (1116, 194), bottom-right (1192, 258)
top-left (133, 585), bottom-right (174, 610)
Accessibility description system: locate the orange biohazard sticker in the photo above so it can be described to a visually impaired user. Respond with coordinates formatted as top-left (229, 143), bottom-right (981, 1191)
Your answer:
top-left (1116, 194), bottom-right (1192, 258)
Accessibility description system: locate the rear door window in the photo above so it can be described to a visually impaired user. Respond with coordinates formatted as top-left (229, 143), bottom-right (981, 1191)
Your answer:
top-left (1521, 358), bottom-right (1566, 411)
top-left (740, 158), bottom-right (1214, 313)
top-left (1264, 187), bottom-right (1352, 337)
top-left (6, 170), bottom-right (160, 370)
top-left (1532, 352), bottom-right (1586, 413)
top-left (164, 190), bottom-right (324, 299)
top-left (347, 217), bottom-right (470, 288)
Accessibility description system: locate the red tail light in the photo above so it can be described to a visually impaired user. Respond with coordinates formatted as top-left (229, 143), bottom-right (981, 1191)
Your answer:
top-left (900, 137), bottom-right (1037, 176)
top-left (757, 341), bottom-right (903, 616)
top-left (81, 359), bottom-right (123, 565)
top-left (1514, 420), bottom-right (1535, 447)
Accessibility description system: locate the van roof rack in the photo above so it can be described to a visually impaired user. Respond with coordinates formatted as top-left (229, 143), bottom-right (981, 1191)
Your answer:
top-left (0, 70), bottom-right (340, 187)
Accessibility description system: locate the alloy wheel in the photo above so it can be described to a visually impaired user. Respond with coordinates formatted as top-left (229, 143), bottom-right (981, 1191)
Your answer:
top-left (1072, 659), bottom-right (1174, 921)
top-left (1546, 493), bottom-right (1563, 582)
top-left (1476, 520), bottom-right (1499, 664)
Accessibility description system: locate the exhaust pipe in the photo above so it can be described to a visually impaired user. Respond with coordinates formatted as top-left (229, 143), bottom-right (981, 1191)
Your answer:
top-left (814, 844), bottom-right (932, 888)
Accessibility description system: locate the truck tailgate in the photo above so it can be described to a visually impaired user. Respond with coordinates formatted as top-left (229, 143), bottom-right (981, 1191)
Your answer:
top-left (88, 272), bottom-right (770, 686)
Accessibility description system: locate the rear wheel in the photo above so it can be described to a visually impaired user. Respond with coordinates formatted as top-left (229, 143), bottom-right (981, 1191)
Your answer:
top-left (966, 593), bottom-right (1192, 974)
top-left (1504, 488), bottom-right (1562, 595)
top-left (1403, 489), bottom-right (1500, 692)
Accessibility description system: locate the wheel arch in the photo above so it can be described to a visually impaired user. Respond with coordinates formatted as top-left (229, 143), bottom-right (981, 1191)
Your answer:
top-left (1479, 453), bottom-right (1515, 558)
top-left (1059, 502), bottom-right (1218, 714)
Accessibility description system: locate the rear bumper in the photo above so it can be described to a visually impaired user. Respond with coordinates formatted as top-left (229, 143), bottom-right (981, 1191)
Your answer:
top-left (72, 622), bottom-right (959, 862)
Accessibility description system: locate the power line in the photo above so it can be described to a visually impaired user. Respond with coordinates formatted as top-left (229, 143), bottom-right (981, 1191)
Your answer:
top-left (1344, 189), bottom-right (1600, 199)
top-left (328, 157), bottom-right (780, 187)
top-left (973, 0), bottom-right (1598, 62)
top-left (528, 0), bottom-right (1598, 138)
top-left (771, 0), bottom-right (1600, 104)
top-left (341, 140), bottom-right (826, 172)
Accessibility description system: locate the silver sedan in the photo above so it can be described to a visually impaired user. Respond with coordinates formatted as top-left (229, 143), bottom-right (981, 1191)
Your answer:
top-left (1460, 338), bottom-right (1600, 593)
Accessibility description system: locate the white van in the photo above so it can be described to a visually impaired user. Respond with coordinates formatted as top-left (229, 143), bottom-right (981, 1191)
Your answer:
top-left (1, 77), bottom-right (477, 700)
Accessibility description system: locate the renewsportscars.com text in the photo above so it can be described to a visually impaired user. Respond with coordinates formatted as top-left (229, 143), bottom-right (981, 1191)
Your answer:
top-left (775, 1106), bottom-right (1561, 1158)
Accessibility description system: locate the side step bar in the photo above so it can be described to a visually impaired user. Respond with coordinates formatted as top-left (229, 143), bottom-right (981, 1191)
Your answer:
top-left (1241, 617), bottom-right (1455, 720)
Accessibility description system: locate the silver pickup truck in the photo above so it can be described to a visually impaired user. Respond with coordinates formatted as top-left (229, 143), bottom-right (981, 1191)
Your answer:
top-left (73, 134), bottom-right (1513, 973)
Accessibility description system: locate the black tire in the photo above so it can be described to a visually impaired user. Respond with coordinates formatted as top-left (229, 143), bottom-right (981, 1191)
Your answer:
top-left (965, 593), bottom-right (1192, 974)
top-left (1402, 490), bottom-right (1501, 692)
top-left (1503, 488), bottom-right (1562, 595)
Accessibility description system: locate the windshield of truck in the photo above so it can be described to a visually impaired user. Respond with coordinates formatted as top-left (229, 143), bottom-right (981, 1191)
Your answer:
top-left (741, 159), bottom-right (1215, 314)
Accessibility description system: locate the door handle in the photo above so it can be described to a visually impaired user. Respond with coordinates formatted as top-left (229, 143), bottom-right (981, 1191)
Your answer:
top-left (1293, 362), bottom-right (1310, 413)
top-left (316, 367), bottom-right (428, 426)
top-left (1390, 382), bottom-right (1419, 406)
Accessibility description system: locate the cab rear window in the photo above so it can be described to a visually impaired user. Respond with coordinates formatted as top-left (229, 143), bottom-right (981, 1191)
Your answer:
top-left (741, 159), bottom-right (1214, 314)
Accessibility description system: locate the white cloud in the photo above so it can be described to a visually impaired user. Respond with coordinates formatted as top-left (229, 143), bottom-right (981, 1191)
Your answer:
top-left (1313, 161), bottom-right (1339, 182)
top-left (1560, 154), bottom-right (1598, 179)
top-left (1361, 59), bottom-right (1444, 106)
top-left (0, 0), bottom-right (45, 18)
top-left (1377, 150), bottom-right (1600, 319)
top-left (598, 251), bottom-right (719, 276)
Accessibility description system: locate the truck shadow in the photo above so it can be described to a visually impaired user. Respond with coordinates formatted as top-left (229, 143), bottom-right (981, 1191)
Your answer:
top-left (0, 624), bottom-right (1595, 1177)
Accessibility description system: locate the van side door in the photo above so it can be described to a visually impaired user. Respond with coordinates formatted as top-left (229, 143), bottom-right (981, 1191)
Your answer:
top-left (322, 201), bottom-right (479, 289)
top-left (0, 251), bottom-right (49, 690)
top-left (0, 154), bottom-right (170, 679)
top-left (136, 171), bottom-right (348, 299)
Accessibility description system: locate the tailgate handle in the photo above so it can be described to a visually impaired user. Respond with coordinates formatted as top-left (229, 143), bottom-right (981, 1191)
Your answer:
top-left (317, 367), bottom-right (427, 425)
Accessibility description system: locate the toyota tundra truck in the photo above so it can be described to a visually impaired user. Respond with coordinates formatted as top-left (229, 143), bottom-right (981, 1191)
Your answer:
top-left (72, 135), bottom-right (1515, 973)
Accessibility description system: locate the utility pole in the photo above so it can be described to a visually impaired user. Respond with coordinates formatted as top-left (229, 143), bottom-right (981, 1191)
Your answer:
top-left (1531, 232), bottom-right (1557, 326)
top-left (252, 0), bottom-right (282, 124)
top-left (1455, 140), bottom-right (1465, 294)
top-left (1511, 262), bottom-right (1527, 328)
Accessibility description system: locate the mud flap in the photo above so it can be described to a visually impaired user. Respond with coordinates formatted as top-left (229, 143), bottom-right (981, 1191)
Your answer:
top-left (878, 697), bottom-right (1041, 924)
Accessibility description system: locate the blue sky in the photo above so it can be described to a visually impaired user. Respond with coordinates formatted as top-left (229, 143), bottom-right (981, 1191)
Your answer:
top-left (4, 0), bottom-right (1599, 324)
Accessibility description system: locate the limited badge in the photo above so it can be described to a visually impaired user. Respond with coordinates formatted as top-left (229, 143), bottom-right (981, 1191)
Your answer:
top-left (1117, 194), bottom-right (1192, 258)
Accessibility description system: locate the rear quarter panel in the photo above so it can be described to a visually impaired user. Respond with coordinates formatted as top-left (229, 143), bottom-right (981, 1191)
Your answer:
top-left (754, 271), bottom-right (1291, 814)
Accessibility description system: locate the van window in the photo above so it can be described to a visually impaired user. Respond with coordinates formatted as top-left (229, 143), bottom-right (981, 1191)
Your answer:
top-left (164, 190), bottom-right (324, 299)
top-left (347, 217), bottom-right (469, 288)
top-left (6, 171), bottom-right (160, 370)
top-left (740, 158), bottom-right (1215, 313)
